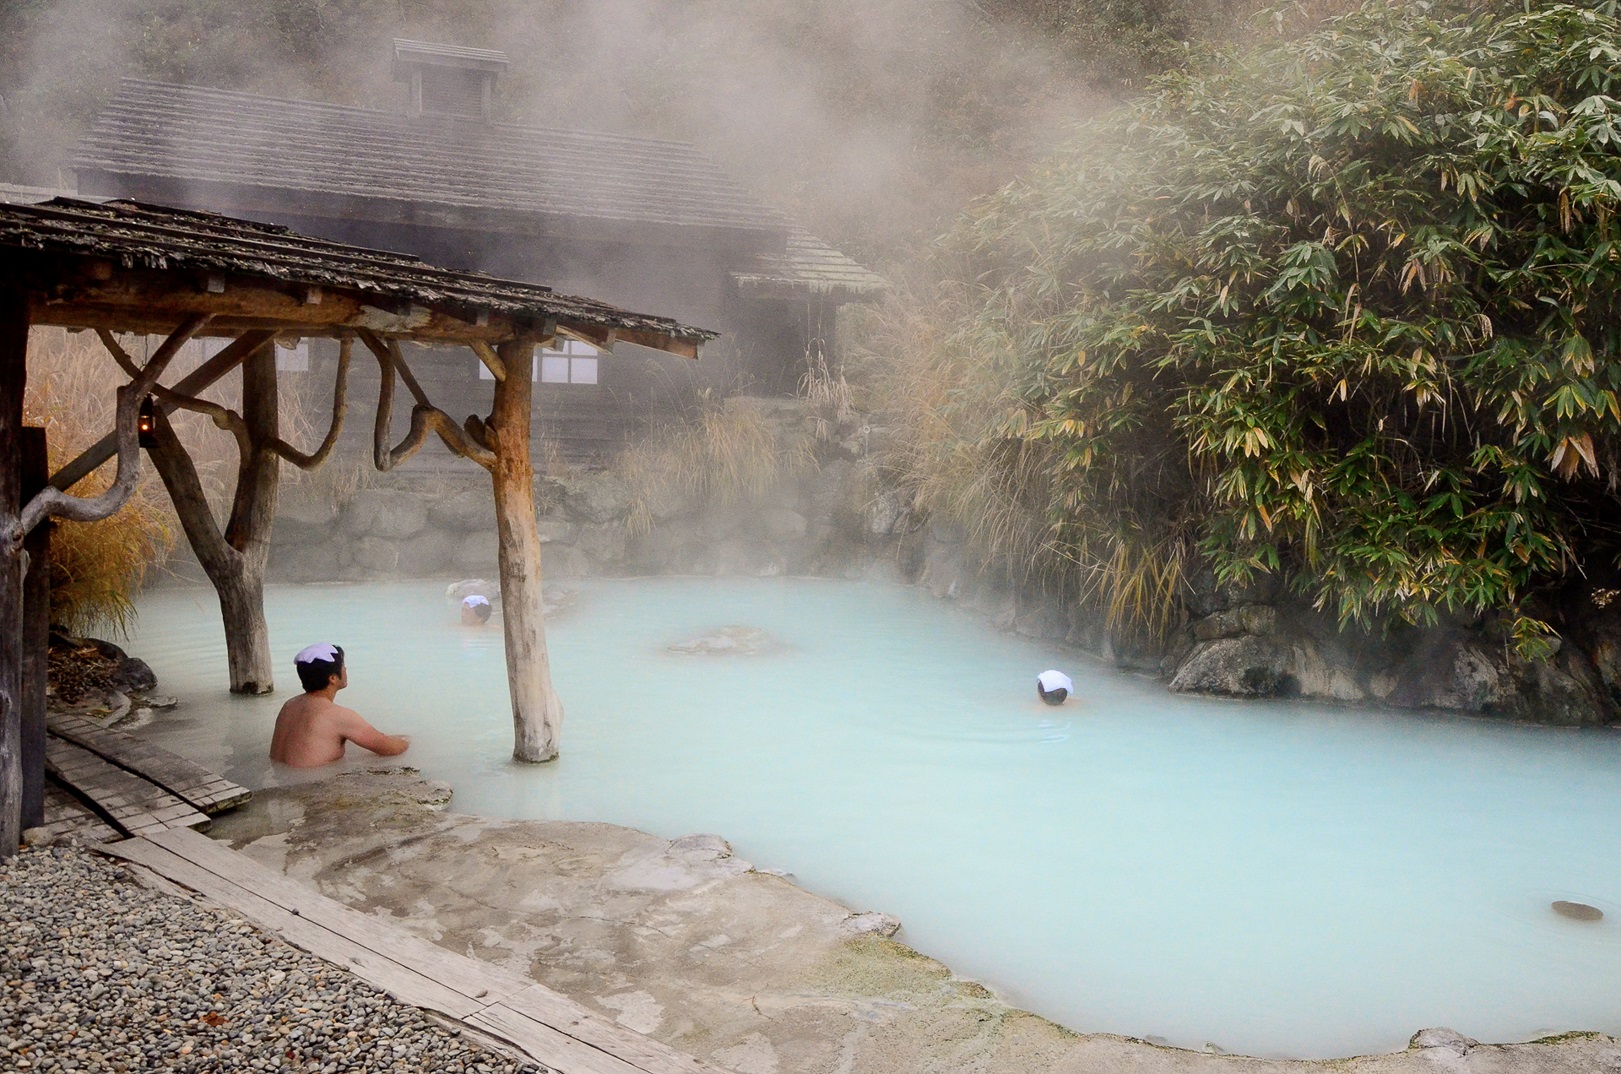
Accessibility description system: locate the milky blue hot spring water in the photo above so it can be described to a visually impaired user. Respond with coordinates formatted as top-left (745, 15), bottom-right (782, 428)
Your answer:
top-left (124, 577), bottom-right (1621, 1058)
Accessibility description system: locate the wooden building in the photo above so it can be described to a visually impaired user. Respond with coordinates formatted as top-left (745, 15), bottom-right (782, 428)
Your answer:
top-left (70, 42), bottom-right (885, 462)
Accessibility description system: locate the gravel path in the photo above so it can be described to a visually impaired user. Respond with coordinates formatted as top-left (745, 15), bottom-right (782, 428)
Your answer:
top-left (1, 844), bottom-right (548, 1074)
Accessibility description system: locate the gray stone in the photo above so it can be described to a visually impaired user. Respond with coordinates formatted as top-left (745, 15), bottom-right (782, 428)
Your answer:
top-left (445, 578), bottom-right (496, 602)
top-left (1192, 604), bottom-right (1279, 641)
top-left (341, 489), bottom-right (428, 540)
top-left (274, 493), bottom-right (340, 543)
top-left (427, 489), bottom-right (496, 532)
top-left (1552, 900), bottom-right (1604, 922)
top-left (536, 516), bottom-right (578, 545)
top-left (866, 490), bottom-right (908, 537)
top-left (352, 536), bottom-right (400, 574)
top-left (578, 523), bottom-right (627, 567)
top-left (559, 472), bottom-right (631, 524)
top-left (1410, 1027), bottom-right (1478, 1053)
top-left (453, 533), bottom-right (499, 573)
top-left (667, 626), bottom-right (773, 655)
top-left (841, 912), bottom-right (902, 938)
top-left (1169, 635), bottom-right (1299, 698)
top-left (758, 507), bottom-right (807, 542)
top-left (111, 656), bottom-right (158, 693)
top-left (394, 529), bottom-right (457, 577)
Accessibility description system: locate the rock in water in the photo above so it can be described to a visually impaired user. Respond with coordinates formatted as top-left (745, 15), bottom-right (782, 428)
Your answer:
top-left (1552, 900), bottom-right (1604, 922)
top-left (667, 626), bottom-right (772, 655)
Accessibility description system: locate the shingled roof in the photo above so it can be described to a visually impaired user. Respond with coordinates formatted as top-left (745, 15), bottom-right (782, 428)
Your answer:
top-left (74, 78), bottom-right (789, 245)
top-left (733, 230), bottom-right (888, 303)
top-left (2, 197), bottom-right (715, 353)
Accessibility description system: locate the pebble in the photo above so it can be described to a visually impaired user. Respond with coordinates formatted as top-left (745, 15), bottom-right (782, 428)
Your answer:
top-left (0, 845), bottom-right (551, 1073)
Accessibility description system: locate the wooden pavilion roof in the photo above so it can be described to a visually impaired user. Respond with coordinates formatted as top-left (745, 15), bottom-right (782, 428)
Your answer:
top-left (0, 198), bottom-right (715, 356)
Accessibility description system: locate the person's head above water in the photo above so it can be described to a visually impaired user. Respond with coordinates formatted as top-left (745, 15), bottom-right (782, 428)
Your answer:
top-left (460, 594), bottom-right (492, 625)
top-left (1036, 669), bottom-right (1073, 706)
top-left (294, 642), bottom-right (345, 693)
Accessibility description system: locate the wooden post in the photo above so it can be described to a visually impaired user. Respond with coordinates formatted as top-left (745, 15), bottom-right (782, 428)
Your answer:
top-left (0, 289), bottom-right (28, 855)
top-left (489, 337), bottom-right (563, 762)
top-left (20, 427), bottom-right (48, 831)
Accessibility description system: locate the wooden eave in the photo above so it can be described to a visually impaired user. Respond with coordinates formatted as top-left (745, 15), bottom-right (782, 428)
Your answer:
top-left (0, 199), bottom-right (714, 358)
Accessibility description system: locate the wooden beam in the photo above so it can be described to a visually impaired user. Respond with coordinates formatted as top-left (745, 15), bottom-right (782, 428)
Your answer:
top-left (0, 287), bottom-right (25, 856)
top-left (49, 328), bottom-right (274, 493)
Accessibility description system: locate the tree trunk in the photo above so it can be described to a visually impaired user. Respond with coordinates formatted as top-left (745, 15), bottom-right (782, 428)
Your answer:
top-left (489, 338), bottom-right (563, 762)
top-left (145, 339), bottom-right (280, 694)
top-left (217, 571), bottom-right (272, 695)
top-left (221, 340), bottom-right (279, 693)
top-left (0, 289), bottom-right (28, 856)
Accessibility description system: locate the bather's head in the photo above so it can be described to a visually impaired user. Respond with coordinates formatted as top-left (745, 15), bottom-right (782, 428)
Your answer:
top-left (460, 594), bottom-right (492, 625)
top-left (294, 642), bottom-right (346, 693)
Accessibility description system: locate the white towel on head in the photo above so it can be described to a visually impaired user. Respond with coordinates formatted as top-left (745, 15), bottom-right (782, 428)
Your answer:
top-left (294, 642), bottom-right (339, 665)
top-left (1037, 669), bottom-right (1074, 693)
top-left (461, 594), bottom-right (491, 608)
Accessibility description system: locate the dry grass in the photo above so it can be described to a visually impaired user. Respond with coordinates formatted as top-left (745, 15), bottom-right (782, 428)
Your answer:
top-left (614, 395), bottom-right (814, 535)
top-left (22, 328), bottom-right (176, 636)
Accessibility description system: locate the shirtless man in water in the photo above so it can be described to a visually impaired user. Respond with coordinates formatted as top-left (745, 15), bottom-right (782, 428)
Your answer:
top-left (269, 643), bottom-right (410, 767)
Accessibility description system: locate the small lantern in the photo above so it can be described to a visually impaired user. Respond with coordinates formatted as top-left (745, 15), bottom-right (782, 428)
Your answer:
top-left (137, 395), bottom-right (158, 448)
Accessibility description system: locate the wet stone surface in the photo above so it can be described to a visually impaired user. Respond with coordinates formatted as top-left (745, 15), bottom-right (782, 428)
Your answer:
top-left (0, 844), bottom-right (545, 1074)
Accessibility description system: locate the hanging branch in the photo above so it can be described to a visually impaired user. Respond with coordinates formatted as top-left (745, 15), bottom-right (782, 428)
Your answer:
top-left (265, 336), bottom-right (351, 470)
top-left (98, 329), bottom-right (251, 458)
top-left (8, 314), bottom-right (209, 550)
top-left (49, 329), bottom-right (275, 493)
top-left (357, 328), bottom-right (495, 471)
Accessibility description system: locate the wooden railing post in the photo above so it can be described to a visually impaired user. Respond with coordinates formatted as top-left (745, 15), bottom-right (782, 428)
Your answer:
top-left (21, 427), bottom-right (48, 830)
top-left (0, 289), bottom-right (29, 855)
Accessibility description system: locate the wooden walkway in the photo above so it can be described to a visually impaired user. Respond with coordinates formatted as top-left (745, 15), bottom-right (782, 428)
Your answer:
top-left (102, 828), bottom-right (735, 1074)
top-left (41, 713), bottom-right (252, 841)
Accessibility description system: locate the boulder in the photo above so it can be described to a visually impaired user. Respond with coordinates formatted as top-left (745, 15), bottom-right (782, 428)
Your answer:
top-left (395, 529), bottom-right (457, 578)
top-left (536, 516), bottom-right (578, 545)
top-left (275, 493), bottom-right (340, 543)
top-left (758, 506), bottom-right (808, 542)
top-left (577, 523), bottom-right (627, 567)
top-left (454, 533), bottom-right (498, 573)
top-left (427, 489), bottom-right (496, 532)
top-left (559, 472), bottom-right (631, 524)
top-left (1192, 604), bottom-right (1278, 641)
top-left (667, 626), bottom-right (773, 655)
top-left (445, 579), bottom-right (496, 602)
top-left (866, 490), bottom-right (909, 537)
top-left (1169, 635), bottom-right (1299, 697)
top-left (111, 657), bottom-right (157, 693)
top-left (1410, 1028), bottom-right (1478, 1054)
top-left (341, 489), bottom-right (427, 540)
top-left (352, 536), bottom-right (399, 574)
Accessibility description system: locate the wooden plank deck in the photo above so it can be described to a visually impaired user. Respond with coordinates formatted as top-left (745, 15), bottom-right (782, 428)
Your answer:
top-left (47, 711), bottom-right (251, 814)
top-left (43, 736), bottom-right (212, 838)
top-left (99, 828), bottom-right (735, 1074)
top-left (37, 784), bottom-right (120, 844)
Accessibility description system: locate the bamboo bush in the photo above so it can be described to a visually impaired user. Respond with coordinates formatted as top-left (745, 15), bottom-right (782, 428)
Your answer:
top-left (864, 0), bottom-right (1621, 654)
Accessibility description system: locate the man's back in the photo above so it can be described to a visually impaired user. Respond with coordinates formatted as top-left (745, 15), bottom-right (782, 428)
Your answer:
top-left (270, 693), bottom-right (408, 767)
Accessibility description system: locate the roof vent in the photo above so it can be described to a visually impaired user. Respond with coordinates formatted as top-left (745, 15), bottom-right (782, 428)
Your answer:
top-left (393, 39), bottom-right (509, 122)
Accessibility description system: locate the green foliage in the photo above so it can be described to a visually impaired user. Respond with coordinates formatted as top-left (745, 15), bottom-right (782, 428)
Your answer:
top-left (876, 0), bottom-right (1621, 651)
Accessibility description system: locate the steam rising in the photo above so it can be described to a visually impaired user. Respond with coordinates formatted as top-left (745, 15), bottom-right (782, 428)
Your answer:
top-left (0, 0), bottom-right (1097, 260)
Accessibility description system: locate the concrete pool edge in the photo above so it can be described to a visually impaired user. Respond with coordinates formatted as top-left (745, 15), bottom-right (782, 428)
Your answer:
top-left (195, 769), bottom-right (1619, 1074)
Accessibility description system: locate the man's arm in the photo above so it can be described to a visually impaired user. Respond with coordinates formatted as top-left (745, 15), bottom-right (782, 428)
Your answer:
top-left (333, 707), bottom-right (411, 757)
